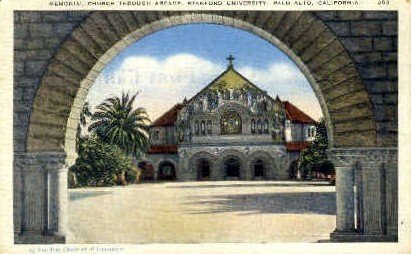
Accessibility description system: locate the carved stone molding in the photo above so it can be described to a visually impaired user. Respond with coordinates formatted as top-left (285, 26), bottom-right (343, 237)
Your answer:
top-left (328, 147), bottom-right (397, 168)
top-left (14, 151), bottom-right (68, 171)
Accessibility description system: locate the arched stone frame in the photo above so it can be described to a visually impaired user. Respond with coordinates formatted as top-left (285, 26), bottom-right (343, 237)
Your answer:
top-left (188, 151), bottom-right (217, 180)
top-left (18, 11), bottom-right (384, 243)
top-left (218, 149), bottom-right (246, 180)
top-left (26, 11), bottom-right (378, 159)
top-left (246, 151), bottom-right (278, 180)
top-left (156, 159), bottom-right (177, 181)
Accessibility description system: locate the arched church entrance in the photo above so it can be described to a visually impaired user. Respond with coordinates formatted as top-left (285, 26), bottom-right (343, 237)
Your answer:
top-left (14, 11), bottom-right (398, 243)
top-left (224, 157), bottom-right (241, 179)
top-left (158, 161), bottom-right (176, 181)
top-left (253, 160), bottom-right (266, 180)
top-left (197, 159), bottom-right (211, 181)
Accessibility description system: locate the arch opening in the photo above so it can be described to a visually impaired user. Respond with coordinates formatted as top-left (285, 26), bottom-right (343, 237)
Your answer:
top-left (224, 157), bottom-right (241, 179)
top-left (157, 161), bottom-right (176, 181)
top-left (197, 158), bottom-right (211, 181)
top-left (253, 159), bottom-right (266, 180)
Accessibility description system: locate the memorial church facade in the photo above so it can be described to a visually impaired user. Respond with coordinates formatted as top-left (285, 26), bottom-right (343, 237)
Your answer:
top-left (139, 57), bottom-right (317, 181)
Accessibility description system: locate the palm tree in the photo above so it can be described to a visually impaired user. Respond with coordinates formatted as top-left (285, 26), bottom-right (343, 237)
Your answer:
top-left (76, 101), bottom-right (92, 151)
top-left (88, 92), bottom-right (150, 158)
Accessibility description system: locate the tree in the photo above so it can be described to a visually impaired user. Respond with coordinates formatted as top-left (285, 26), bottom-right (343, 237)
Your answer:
top-left (300, 118), bottom-right (334, 179)
top-left (88, 92), bottom-right (150, 158)
top-left (76, 101), bottom-right (92, 152)
top-left (69, 136), bottom-right (137, 187)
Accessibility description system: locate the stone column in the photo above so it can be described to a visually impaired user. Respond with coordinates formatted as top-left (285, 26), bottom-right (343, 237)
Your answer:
top-left (360, 148), bottom-right (397, 240)
top-left (329, 149), bottom-right (357, 236)
top-left (335, 163), bottom-right (355, 232)
top-left (47, 165), bottom-right (68, 240)
top-left (329, 148), bottom-right (398, 242)
top-left (243, 161), bottom-right (252, 180)
top-left (385, 150), bottom-right (398, 239)
top-left (361, 160), bottom-right (383, 236)
top-left (14, 151), bottom-right (67, 244)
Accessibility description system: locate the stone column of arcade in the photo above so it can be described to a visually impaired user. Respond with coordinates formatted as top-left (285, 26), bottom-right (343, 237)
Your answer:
top-left (329, 149), bottom-right (356, 239)
top-left (14, 151), bottom-right (68, 243)
top-left (48, 159), bottom-right (68, 241)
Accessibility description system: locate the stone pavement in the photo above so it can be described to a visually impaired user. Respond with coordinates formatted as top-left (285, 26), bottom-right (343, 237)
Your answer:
top-left (67, 181), bottom-right (336, 243)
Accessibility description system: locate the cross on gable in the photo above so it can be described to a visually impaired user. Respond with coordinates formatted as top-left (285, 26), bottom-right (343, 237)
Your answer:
top-left (226, 54), bottom-right (235, 68)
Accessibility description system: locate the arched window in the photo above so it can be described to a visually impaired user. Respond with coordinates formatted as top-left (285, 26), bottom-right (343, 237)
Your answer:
top-left (207, 120), bottom-right (212, 134)
top-left (201, 120), bottom-right (206, 135)
top-left (221, 111), bottom-right (242, 135)
top-left (257, 119), bottom-right (262, 134)
top-left (195, 121), bottom-right (199, 135)
top-left (251, 119), bottom-right (256, 134)
top-left (263, 119), bottom-right (269, 133)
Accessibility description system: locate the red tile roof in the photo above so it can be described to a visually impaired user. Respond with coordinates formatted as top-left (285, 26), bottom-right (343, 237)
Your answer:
top-left (286, 141), bottom-right (311, 152)
top-left (284, 101), bottom-right (316, 124)
top-left (147, 144), bottom-right (178, 154)
top-left (150, 103), bottom-right (184, 127)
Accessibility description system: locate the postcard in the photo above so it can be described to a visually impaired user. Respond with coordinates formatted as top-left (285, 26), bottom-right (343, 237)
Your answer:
top-left (0, 1), bottom-right (410, 253)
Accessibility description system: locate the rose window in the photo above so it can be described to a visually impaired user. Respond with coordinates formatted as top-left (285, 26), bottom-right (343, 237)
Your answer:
top-left (220, 111), bottom-right (242, 134)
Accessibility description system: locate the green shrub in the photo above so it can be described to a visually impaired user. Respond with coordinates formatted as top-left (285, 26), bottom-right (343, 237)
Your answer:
top-left (318, 160), bottom-right (335, 175)
top-left (69, 136), bottom-right (134, 187)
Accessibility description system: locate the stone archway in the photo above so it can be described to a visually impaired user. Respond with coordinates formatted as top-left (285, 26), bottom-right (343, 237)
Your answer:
top-left (157, 160), bottom-right (176, 181)
top-left (247, 151), bottom-right (277, 180)
top-left (188, 151), bottom-right (217, 180)
top-left (27, 11), bottom-right (379, 154)
top-left (197, 159), bottom-right (211, 181)
top-left (218, 149), bottom-right (246, 180)
top-left (224, 157), bottom-right (241, 178)
top-left (14, 11), bottom-right (398, 243)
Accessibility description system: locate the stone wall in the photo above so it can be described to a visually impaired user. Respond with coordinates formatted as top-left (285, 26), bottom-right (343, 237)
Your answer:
top-left (14, 11), bottom-right (90, 152)
top-left (314, 11), bottom-right (398, 146)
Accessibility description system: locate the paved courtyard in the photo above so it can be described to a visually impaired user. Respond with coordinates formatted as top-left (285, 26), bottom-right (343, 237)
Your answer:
top-left (67, 181), bottom-right (336, 244)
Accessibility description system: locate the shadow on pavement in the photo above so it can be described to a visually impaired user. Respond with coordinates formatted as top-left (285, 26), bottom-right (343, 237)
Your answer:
top-left (168, 182), bottom-right (332, 189)
top-left (184, 192), bottom-right (336, 215)
top-left (69, 191), bottom-right (112, 201)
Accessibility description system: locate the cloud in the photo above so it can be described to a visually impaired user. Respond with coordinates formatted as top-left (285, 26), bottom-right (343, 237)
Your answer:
top-left (88, 54), bottom-right (323, 121)
top-left (89, 54), bottom-right (223, 121)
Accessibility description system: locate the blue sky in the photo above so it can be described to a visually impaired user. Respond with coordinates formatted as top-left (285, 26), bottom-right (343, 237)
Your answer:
top-left (88, 24), bottom-right (323, 121)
